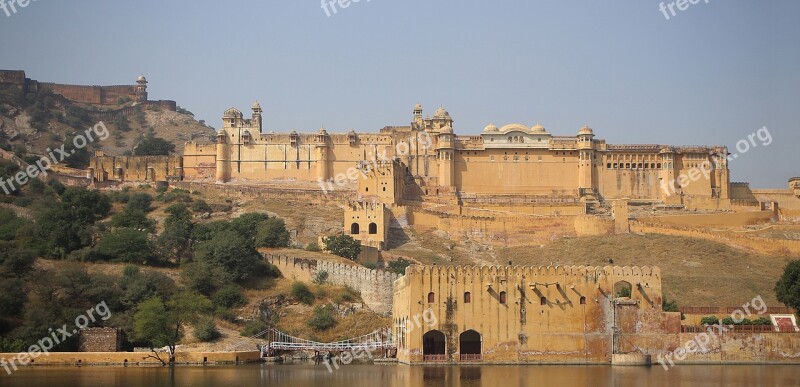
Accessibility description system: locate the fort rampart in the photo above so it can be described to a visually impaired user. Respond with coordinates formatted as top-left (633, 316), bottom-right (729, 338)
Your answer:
top-left (264, 254), bottom-right (399, 315)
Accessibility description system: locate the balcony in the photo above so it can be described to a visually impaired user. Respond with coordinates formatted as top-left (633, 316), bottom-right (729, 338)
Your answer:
top-left (423, 354), bottom-right (447, 362)
top-left (459, 354), bottom-right (482, 362)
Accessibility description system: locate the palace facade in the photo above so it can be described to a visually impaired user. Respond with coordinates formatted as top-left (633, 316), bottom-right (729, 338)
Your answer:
top-left (175, 103), bottom-right (730, 206)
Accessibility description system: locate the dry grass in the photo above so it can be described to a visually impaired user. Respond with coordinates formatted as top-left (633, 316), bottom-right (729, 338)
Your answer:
top-left (243, 276), bottom-right (390, 343)
top-left (496, 233), bottom-right (797, 307)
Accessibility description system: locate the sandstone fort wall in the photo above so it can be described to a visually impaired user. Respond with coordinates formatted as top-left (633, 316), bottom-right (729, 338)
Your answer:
top-left (630, 220), bottom-right (800, 256)
top-left (264, 254), bottom-right (399, 315)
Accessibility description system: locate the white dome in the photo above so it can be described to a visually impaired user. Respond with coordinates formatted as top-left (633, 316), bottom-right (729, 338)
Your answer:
top-left (483, 123), bottom-right (498, 132)
top-left (531, 123), bottom-right (546, 133)
top-left (434, 106), bottom-right (450, 119)
top-left (499, 123), bottom-right (529, 133)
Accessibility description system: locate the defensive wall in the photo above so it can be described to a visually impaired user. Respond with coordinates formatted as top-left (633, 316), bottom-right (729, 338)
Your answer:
top-left (392, 265), bottom-right (800, 365)
top-left (630, 220), bottom-right (800, 256)
top-left (264, 254), bottom-right (399, 315)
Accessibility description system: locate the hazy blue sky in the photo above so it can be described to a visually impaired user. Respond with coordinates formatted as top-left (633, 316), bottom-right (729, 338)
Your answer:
top-left (1, 0), bottom-right (797, 187)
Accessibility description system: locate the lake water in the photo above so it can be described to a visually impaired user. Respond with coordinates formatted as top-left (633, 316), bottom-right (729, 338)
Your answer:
top-left (1, 364), bottom-right (798, 386)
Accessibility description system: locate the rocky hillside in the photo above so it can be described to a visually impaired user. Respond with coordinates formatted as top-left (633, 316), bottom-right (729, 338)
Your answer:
top-left (0, 83), bottom-right (215, 163)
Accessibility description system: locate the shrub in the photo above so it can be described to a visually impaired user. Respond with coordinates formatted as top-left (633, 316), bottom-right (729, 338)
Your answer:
top-left (127, 193), bottom-right (153, 212)
top-left (213, 284), bottom-right (247, 309)
top-left (92, 228), bottom-right (158, 265)
top-left (322, 234), bottom-right (361, 261)
top-left (190, 199), bottom-right (212, 213)
top-left (194, 317), bottom-right (221, 342)
top-left (134, 131), bottom-right (175, 156)
top-left (752, 317), bottom-right (772, 326)
top-left (111, 208), bottom-right (155, 232)
top-left (700, 316), bottom-right (719, 325)
top-left (291, 282), bottom-right (314, 305)
top-left (387, 259), bottom-right (412, 275)
top-left (313, 271), bottom-right (329, 285)
top-left (775, 260), bottom-right (800, 316)
top-left (241, 320), bottom-right (269, 337)
top-left (334, 285), bottom-right (359, 304)
top-left (159, 188), bottom-right (192, 204)
top-left (255, 218), bottom-right (290, 248)
top-left (721, 317), bottom-right (735, 326)
top-left (307, 305), bottom-right (336, 331)
top-left (662, 299), bottom-right (679, 313)
top-left (305, 242), bottom-right (321, 252)
top-left (192, 229), bottom-right (262, 282)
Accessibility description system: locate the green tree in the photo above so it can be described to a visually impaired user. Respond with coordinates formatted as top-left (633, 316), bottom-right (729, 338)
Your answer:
top-left (157, 204), bottom-right (193, 264)
top-left (231, 213), bottom-right (269, 242)
top-left (387, 259), bottom-right (412, 275)
top-left (193, 229), bottom-right (262, 282)
top-left (127, 193), bottom-right (153, 212)
top-left (323, 234), bottom-right (361, 261)
top-left (113, 113), bottom-right (130, 132)
top-left (255, 218), bottom-right (290, 248)
top-left (134, 130), bottom-right (176, 156)
top-left (181, 261), bottom-right (232, 296)
top-left (111, 207), bottom-right (155, 232)
top-left (212, 284), bottom-right (247, 309)
top-left (133, 292), bottom-right (212, 365)
top-left (36, 188), bottom-right (111, 257)
top-left (0, 248), bottom-right (35, 276)
top-left (92, 228), bottom-right (158, 265)
top-left (775, 260), bottom-right (800, 317)
top-left (119, 265), bottom-right (176, 309)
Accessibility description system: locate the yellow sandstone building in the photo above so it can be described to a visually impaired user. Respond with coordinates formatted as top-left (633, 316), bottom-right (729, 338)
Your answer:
top-left (90, 102), bottom-right (800, 251)
top-left (391, 265), bottom-right (677, 364)
top-left (173, 103), bottom-right (730, 205)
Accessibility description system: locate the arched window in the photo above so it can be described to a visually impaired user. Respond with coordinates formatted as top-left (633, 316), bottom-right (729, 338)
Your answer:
top-left (580, 296), bottom-right (587, 305)
top-left (350, 223), bottom-right (360, 235)
top-left (499, 291), bottom-right (507, 304)
top-left (368, 223), bottom-right (378, 235)
top-left (614, 281), bottom-right (633, 299)
top-left (540, 296), bottom-right (547, 305)
top-left (427, 292), bottom-right (435, 304)
top-left (464, 292), bottom-right (471, 304)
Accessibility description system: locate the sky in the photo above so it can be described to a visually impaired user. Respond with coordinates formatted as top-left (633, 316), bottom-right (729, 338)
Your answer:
top-left (1, 0), bottom-right (797, 188)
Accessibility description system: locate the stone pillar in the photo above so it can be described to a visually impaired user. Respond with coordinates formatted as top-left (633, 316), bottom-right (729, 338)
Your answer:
top-left (215, 131), bottom-right (229, 183)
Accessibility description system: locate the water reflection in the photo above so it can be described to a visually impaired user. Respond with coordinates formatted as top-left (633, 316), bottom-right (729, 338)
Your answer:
top-left (1, 364), bottom-right (798, 387)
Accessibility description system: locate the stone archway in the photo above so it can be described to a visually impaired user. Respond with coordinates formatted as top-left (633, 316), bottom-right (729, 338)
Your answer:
top-left (459, 330), bottom-right (482, 361)
top-left (422, 330), bottom-right (446, 361)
